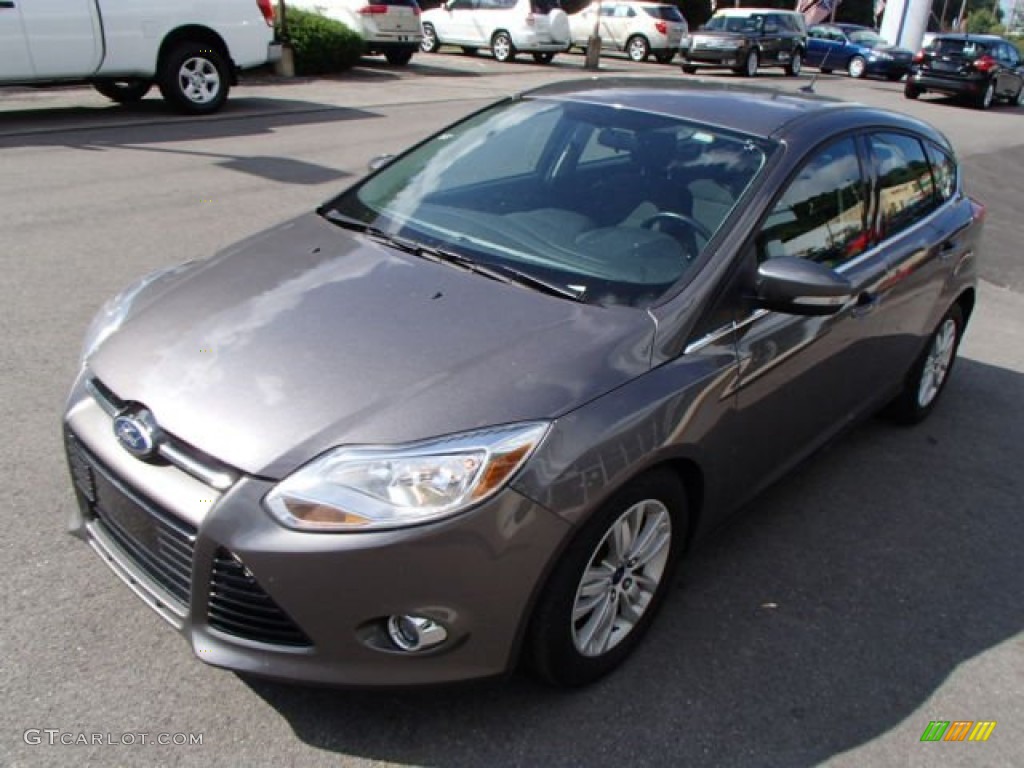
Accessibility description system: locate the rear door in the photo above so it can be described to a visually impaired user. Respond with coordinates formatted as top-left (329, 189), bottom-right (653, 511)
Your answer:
top-left (18, 0), bottom-right (101, 78)
top-left (0, 0), bottom-right (35, 80)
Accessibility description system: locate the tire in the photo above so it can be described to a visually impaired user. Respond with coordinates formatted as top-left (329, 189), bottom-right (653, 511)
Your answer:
top-left (626, 35), bottom-right (649, 63)
top-left (655, 52), bottom-right (674, 65)
top-left (421, 23), bottom-right (441, 53)
top-left (491, 31), bottom-right (515, 63)
top-left (847, 55), bottom-right (866, 79)
top-left (532, 52), bottom-right (556, 64)
top-left (1016, 83), bottom-right (1024, 106)
top-left (157, 43), bottom-right (230, 115)
top-left (885, 305), bottom-right (964, 425)
top-left (820, 67), bottom-right (833, 74)
top-left (904, 83), bottom-right (921, 100)
top-left (977, 80), bottom-right (995, 109)
top-left (385, 49), bottom-right (414, 66)
top-left (461, 46), bottom-right (479, 56)
top-left (786, 49), bottom-right (802, 76)
top-left (681, 64), bottom-right (697, 74)
top-left (92, 79), bottom-right (152, 104)
top-left (528, 469), bottom-right (687, 687)
top-left (740, 49), bottom-right (759, 77)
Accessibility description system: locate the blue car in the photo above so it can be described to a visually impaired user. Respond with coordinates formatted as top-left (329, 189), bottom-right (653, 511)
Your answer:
top-left (805, 23), bottom-right (913, 80)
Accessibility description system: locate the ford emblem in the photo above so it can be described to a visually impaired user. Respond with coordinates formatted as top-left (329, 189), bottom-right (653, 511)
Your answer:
top-left (113, 410), bottom-right (158, 459)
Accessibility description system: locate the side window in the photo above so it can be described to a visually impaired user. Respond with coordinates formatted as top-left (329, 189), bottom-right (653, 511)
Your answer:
top-left (449, 0), bottom-right (475, 9)
top-left (758, 137), bottom-right (868, 267)
top-left (925, 142), bottom-right (957, 203)
top-left (870, 132), bottom-right (937, 238)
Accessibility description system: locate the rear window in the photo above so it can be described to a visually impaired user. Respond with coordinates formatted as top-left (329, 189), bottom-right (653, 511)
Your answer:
top-left (931, 38), bottom-right (991, 57)
top-left (643, 6), bottom-right (685, 21)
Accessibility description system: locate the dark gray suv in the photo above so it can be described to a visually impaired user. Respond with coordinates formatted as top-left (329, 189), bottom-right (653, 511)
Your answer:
top-left (680, 8), bottom-right (807, 76)
top-left (64, 79), bottom-right (983, 688)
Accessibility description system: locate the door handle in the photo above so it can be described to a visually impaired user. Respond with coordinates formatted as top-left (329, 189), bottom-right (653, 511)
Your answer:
top-left (852, 291), bottom-right (879, 317)
top-left (937, 239), bottom-right (957, 259)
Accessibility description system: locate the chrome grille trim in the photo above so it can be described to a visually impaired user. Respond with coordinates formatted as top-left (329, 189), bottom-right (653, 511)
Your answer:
top-left (86, 376), bottom-right (238, 491)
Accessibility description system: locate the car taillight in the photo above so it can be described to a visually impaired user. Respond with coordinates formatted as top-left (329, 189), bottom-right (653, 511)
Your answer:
top-left (655, 20), bottom-right (667, 35)
top-left (256, 0), bottom-right (275, 26)
top-left (526, 12), bottom-right (535, 26)
top-left (973, 55), bottom-right (997, 73)
top-left (358, 4), bottom-right (390, 14)
top-left (970, 198), bottom-right (987, 222)
top-left (912, 50), bottom-right (925, 63)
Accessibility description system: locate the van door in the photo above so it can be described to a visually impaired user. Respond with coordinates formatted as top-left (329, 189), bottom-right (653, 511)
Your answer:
top-left (19, 0), bottom-right (102, 78)
top-left (0, 1), bottom-right (35, 80)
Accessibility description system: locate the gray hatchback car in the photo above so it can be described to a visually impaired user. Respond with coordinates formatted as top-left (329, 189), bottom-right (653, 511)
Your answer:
top-left (64, 78), bottom-right (984, 687)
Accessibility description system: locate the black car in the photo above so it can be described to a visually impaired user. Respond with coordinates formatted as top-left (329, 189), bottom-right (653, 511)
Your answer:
top-left (680, 8), bottom-right (807, 77)
top-left (906, 33), bottom-right (1024, 109)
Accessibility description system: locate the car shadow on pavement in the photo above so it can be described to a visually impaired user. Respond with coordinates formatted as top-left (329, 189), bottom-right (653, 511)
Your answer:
top-left (243, 355), bottom-right (1022, 767)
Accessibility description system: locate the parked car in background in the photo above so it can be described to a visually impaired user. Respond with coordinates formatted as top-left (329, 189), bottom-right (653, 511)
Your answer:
top-left (289, 0), bottom-right (423, 66)
top-left (805, 23), bottom-right (913, 80)
top-left (568, 1), bottom-right (687, 63)
top-left (65, 78), bottom-right (982, 689)
top-left (420, 0), bottom-right (570, 63)
top-left (905, 33), bottom-right (1024, 109)
top-left (679, 7), bottom-right (806, 76)
top-left (0, 0), bottom-right (279, 114)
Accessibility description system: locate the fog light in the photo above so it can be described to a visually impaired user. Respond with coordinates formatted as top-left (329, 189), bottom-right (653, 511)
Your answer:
top-left (386, 615), bottom-right (448, 652)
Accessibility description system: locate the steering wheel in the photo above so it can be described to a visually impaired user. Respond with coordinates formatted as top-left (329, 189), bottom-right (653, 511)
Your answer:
top-left (640, 212), bottom-right (713, 246)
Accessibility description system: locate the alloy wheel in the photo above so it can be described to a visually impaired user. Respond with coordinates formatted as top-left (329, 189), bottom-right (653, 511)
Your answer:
top-left (917, 317), bottom-right (957, 408)
top-left (177, 57), bottom-right (220, 105)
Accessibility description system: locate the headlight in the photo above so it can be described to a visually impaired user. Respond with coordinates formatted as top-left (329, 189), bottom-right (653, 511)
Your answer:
top-left (871, 51), bottom-right (893, 60)
top-left (80, 262), bottom-right (194, 362)
top-left (264, 422), bottom-right (550, 531)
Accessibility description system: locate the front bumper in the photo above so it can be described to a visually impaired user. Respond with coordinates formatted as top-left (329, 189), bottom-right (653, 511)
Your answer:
top-left (63, 373), bottom-right (571, 686)
top-left (680, 48), bottom-right (744, 68)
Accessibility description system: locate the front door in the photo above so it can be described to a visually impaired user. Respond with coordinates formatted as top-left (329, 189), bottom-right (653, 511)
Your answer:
top-left (0, 1), bottom-right (34, 80)
top-left (19, 0), bottom-right (101, 78)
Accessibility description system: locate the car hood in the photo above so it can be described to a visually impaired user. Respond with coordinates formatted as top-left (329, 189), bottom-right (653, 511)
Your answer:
top-left (89, 214), bottom-right (656, 478)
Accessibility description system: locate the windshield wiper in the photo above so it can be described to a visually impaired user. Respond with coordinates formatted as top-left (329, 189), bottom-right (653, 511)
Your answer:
top-left (322, 210), bottom-right (586, 302)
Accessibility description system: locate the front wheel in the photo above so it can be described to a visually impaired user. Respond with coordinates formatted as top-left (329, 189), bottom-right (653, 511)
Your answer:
top-left (786, 49), bottom-right (802, 76)
top-left (884, 305), bottom-right (964, 425)
top-left (420, 23), bottom-right (441, 53)
top-left (157, 43), bottom-right (230, 115)
top-left (739, 49), bottom-right (759, 77)
top-left (92, 79), bottom-right (152, 104)
top-left (626, 35), bottom-right (649, 63)
top-left (491, 31), bottom-right (515, 62)
top-left (977, 80), bottom-right (995, 109)
top-left (848, 55), bottom-right (866, 79)
top-left (904, 83), bottom-right (922, 99)
top-left (528, 469), bottom-right (687, 687)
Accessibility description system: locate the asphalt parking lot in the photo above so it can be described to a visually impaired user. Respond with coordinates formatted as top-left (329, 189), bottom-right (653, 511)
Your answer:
top-left (1, 51), bottom-right (1022, 768)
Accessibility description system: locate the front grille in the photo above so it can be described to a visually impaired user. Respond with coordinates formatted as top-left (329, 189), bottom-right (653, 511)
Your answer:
top-left (208, 549), bottom-right (312, 648)
top-left (67, 433), bottom-right (196, 608)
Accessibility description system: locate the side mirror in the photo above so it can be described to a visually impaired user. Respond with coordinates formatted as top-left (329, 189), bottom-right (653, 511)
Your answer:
top-left (367, 154), bottom-right (395, 172)
top-left (754, 256), bottom-right (852, 316)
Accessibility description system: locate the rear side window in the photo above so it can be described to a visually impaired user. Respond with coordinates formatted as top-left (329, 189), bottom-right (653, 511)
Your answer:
top-left (643, 6), bottom-right (684, 21)
top-left (925, 142), bottom-right (957, 203)
top-left (758, 137), bottom-right (868, 267)
top-left (870, 133), bottom-right (937, 237)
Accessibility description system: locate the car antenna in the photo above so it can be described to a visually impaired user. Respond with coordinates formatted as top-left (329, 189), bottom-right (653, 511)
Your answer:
top-left (799, 47), bottom-right (831, 94)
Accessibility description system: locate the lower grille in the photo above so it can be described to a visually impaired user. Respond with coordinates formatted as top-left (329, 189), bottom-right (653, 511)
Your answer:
top-left (208, 549), bottom-right (312, 648)
top-left (66, 433), bottom-right (196, 609)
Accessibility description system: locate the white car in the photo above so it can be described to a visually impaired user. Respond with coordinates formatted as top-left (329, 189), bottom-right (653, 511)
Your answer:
top-left (421, 0), bottom-right (570, 63)
top-left (290, 0), bottom-right (423, 65)
top-left (569, 1), bottom-right (688, 63)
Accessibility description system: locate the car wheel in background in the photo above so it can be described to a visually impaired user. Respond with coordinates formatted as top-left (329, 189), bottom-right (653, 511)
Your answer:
top-left (847, 55), bottom-right (866, 78)
top-left (626, 35), bottom-right (650, 62)
top-left (421, 23), bottom-right (441, 53)
top-left (491, 31), bottom-right (516, 62)
top-left (157, 43), bottom-right (230, 115)
top-left (92, 79), bottom-right (152, 104)
top-left (532, 52), bottom-right (556, 64)
top-left (738, 49), bottom-right (759, 77)
top-left (681, 64), bottom-right (697, 74)
top-left (904, 82), bottom-right (922, 99)
top-left (786, 49), bottom-right (802, 76)
top-left (385, 49), bottom-right (414, 66)
top-left (885, 305), bottom-right (965, 425)
top-left (528, 469), bottom-right (687, 687)
top-left (977, 80), bottom-right (995, 109)
top-left (886, 72), bottom-right (904, 81)
top-left (655, 52), bottom-right (674, 64)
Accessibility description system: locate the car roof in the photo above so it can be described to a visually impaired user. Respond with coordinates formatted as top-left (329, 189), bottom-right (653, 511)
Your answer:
top-left (522, 78), bottom-right (949, 146)
top-left (713, 7), bottom-right (801, 15)
top-left (933, 33), bottom-right (1005, 42)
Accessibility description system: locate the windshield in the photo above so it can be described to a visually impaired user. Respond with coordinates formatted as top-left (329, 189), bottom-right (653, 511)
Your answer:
top-left (704, 14), bottom-right (763, 34)
top-left (324, 98), bottom-right (770, 308)
top-left (847, 29), bottom-right (885, 46)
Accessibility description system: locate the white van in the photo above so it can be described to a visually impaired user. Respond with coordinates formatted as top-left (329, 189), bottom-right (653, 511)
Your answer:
top-left (289, 0), bottom-right (424, 65)
top-left (0, 0), bottom-right (279, 114)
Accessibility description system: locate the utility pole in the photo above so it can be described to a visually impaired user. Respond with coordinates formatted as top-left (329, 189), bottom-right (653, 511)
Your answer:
top-left (584, 1), bottom-right (602, 70)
